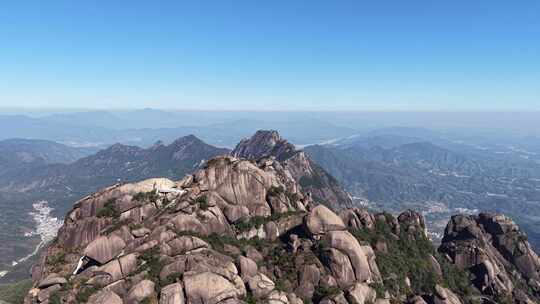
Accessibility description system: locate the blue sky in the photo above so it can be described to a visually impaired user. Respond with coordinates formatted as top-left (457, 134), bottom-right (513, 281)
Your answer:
top-left (0, 1), bottom-right (539, 111)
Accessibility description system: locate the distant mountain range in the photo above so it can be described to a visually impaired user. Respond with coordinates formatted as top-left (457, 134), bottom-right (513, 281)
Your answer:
top-left (0, 138), bottom-right (94, 171)
top-left (0, 110), bottom-right (358, 148)
top-left (0, 135), bottom-right (229, 203)
top-left (304, 133), bottom-right (540, 249)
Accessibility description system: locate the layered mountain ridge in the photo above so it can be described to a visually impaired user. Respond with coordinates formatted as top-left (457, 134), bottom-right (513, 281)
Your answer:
top-left (23, 131), bottom-right (540, 304)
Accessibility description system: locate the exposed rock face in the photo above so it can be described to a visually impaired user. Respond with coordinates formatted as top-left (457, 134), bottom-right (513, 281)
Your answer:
top-left (232, 130), bottom-right (352, 210)
top-left (24, 131), bottom-right (540, 304)
top-left (88, 290), bottom-right (123, 304)
top-left (439, 213), bottom-right (540, 302)
top-left (159, 282), bottom-right (185, 304)
top-left (306, 205), bottom-right (346, 236)
top-left (84, 234), bottom-right (126, 264)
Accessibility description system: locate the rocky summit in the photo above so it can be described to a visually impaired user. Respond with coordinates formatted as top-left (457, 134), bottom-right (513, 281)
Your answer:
top-left (232, 130), bottom-right (352, 210)
top-left (23, 131), bottom-right (540, 304)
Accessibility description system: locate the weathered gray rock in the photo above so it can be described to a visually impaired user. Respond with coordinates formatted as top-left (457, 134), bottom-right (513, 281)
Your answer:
top-left (184, 271), bottom-right (245, 304)
top-left (296, 264), bottom-right (320, 299)
top-left (238, 256), bottom-right (258, 281)
top-left (346, 282), bottom-right (377, 304)
top-left (88, 290), bottom-right (124, 304)
top-left (162, 235), bottom-right (209, 256)
top-left (37, 284), bottom-right (61, 302)
top-left (160, 282), bottom-right (185, 304)
top-left (319, 291), bottom-right (348, 304)
top-left (247, 273), bottom-right (275, 299)
top-left (169, 213), bottom-right (208, 235)
top-left (324, 230), bottom-right (381, 284)
top-left (84, 234), bottom-right (126, 264)
top-left (126, 279), bottom-right (155, 304)
top-left (38, 273), bottom-right (67, 289)
top-left (306, 205), bottom-right (346, 236)
top-left (131, 227), bottom-right (151, 238)
top-left (267, 290), bottom-right (290, 304)
top-left (440, 213), bottom-right (539, 298)
top-left (326, 248), bottom-right (356, 288)
top-left (339, 208), bottom-right (375, 230)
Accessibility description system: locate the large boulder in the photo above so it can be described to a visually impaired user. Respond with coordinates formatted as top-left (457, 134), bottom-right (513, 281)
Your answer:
top-left (339, 208), bottom-right (375, 230)
top-left (238, 256), bottom-right (258, 281)
top-left (432, 285), bottom-right (462, 304)
top-left (88, 290), bottom-right (124, 304)
top-left (37, 273), bottom-right (67, 289)
top-left (306, 205), bottom-right (346, 236)
top-left (440, 213), bottom-right (539, 299)
top-left (183, 271), bottom-right (246, 304)
top-left (324, 230), bottom-right (381, 284)
top-left (247, 273), bottom-right (275, 299)
top-left (126, 279), bottom-right (155, 304)
top-left (346, 282), bottom-right (377, 304)
top-left (160, 282), bottom-right (185, 304)
top-left (84, 235), bottom-right (126, 264)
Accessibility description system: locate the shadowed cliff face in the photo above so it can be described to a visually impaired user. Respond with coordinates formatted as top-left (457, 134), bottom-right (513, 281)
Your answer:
top-left (232, 130), bottom-right (353, 210)
top-left (440, 213), bottom-right (540, 303)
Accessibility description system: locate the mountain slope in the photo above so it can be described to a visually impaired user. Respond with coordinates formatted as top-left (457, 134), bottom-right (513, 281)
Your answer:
top-left (232, 130), bottom-right (352, 210)
top-left (0, 138), bottom-right (93, 173)
top-left (24, 151), bottom-right (540, 303)
top-left (0, 135), bottom-right (229, 196)
top-left (304, 140), bottom-right (540, 250)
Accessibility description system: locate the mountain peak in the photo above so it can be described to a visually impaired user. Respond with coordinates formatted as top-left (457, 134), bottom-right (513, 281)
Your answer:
top-left (171, 134), bottom-right (204, 146)
top-left (232, 129), bottom-right (296, 161)
top-left (232, 130), bottom-right (352, 209)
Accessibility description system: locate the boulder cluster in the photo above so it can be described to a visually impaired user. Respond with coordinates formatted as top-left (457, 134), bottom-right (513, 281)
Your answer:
top-left (440, 213), bottom-right (540, 303)
top-left (23, 130), bottom-right (540, 304)
top-left (23, 154), bottom-right (426, 304)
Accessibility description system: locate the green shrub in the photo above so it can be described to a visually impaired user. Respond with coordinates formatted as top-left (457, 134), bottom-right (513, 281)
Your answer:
top-left (76, 286), bottom-right (99, 303)
top-left (47, 252), bottom-right (66, 273)
top-left (233, 216), bottom-right (266, 232)
top-left (350, 216), bottom-right (440, 296)
top-left (299, 175), bottom-right (323, 188)
top-left (49, 292), bottom-right (62, 304)
top-left (438, 256), bottom-right (478, 300)
top-left (195, 195), bottom-right (209, 210)
top-left (267, 186), bottom-right (285, 196)
top-left (133, 191), bottom-right (159, 203)
top-left (369, 282), bottom-right (386, 298)
top-left (0, 279), bottom-right (33, 304)
top-left (312, 285), bottom-right (341, 302)
top-left (245, 292), bottom-right (257, 304)
top-left (138, 246), bottom-right (166, 292)
top-left (141, 298), bottom-right (152, 304)
top-left (97, 198), bottom-right (119, 218)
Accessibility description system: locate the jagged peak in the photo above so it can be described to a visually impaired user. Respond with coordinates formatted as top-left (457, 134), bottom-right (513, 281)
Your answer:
top-left (232, 129), bottom-right (296, 161)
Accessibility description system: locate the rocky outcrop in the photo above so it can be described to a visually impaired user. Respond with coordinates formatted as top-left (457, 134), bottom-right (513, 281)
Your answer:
top-left (84, 235), bottom-right (126, 264)
top-left (439, 213), bottom-right (540, 302)
top-left (232, 130), bottom-right (352, 210)
top-left (306, 205), bottom-right (346, 236)
top-left (24, 132), bottom-right (540, 304)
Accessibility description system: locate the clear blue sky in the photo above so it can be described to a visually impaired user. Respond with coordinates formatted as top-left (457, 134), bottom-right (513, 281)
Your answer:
top-left (0, 1), bottom-right (539, 111)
